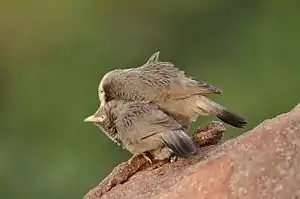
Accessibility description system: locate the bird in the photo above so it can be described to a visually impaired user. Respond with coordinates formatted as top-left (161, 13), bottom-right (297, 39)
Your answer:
top-left (97, 51), bottom-right (247, 128)
top-left (84, 100), bottom-right (198, 161)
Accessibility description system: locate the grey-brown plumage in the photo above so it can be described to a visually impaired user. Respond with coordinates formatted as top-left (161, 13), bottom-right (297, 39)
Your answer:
top-left (84, 100), bottom-right (197, 160)
top-left (98, 52), bottom-right (247, 128)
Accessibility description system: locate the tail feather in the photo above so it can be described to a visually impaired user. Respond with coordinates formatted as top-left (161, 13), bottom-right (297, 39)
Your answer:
top-left (196, 96), bottom-right (247, 128)
top-left (161, 130), bottom-right (197, 157)
top-left (216, 109), bottom-right (247, 128)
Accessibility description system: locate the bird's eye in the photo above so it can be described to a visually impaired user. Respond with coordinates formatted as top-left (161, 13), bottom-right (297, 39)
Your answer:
top-left (100, 90), bottom-right (104, 93)
top-left (99, 115), bottom-right (106, 122)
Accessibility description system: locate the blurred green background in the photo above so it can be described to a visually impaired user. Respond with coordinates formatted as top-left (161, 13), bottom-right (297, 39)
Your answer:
top-left (1, 0), bottom-right (299, 198)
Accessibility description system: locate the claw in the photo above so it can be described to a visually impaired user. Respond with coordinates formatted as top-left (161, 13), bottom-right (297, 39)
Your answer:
top-left (128, 153), bottom-right (152, 165)
top-left (141, 153), bottom-right (153, 164)
top-left (170, 156), bottom-right (178, 163)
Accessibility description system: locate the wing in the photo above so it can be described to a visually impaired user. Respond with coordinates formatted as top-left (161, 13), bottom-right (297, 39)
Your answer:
top-left (115, 102), bottom-right (181, 139)
top-left (138, 61), bottom-right (222, 98)
top-left (115, 102), bottom-right (197, 157)
top-left (160, 129), bottom-right (197, 157)
top-left (101, 61), bottom-right (222, 103)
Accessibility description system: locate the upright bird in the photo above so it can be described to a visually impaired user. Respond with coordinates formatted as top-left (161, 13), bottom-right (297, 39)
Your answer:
top-left (98, 51), bottom-right (247, 128)
top-left (84, 100), bottom-right (197, 161)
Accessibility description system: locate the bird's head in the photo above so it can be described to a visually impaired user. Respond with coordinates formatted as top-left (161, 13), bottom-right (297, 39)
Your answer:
top-left (84, 100), bottom-right (126, 138)
top-left (84, 105), bottom-right (116, 138)
top-left (98, 69), bottom-right (123, 104)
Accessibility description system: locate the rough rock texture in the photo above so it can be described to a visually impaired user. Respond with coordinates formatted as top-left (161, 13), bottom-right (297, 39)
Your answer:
top-left (84, 104), bottom-right (300, 199)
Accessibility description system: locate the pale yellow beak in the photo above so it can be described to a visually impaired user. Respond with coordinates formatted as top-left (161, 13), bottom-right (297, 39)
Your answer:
top-left (84, 115), bottom-right (97, 123)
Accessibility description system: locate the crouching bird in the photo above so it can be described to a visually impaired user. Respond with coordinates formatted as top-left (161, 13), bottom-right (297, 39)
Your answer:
top-left (84, 100), bottom-right (197, 161)
top-left (98, 51), bottom-right (247, 128)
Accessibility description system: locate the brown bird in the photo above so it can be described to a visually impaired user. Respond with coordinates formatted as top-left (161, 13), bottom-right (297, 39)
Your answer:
top-left (84, 100), bottom-right (197, 161)
top-left (98, 52), bottom-right (247, 128)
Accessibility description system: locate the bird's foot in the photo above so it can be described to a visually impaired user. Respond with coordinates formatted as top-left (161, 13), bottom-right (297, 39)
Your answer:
top-left (141, 153), bottom-right (153, 164)
top-left (128, 153), bottom-right (152, 165)
top-left (170, 155), bottom-right (178, 163)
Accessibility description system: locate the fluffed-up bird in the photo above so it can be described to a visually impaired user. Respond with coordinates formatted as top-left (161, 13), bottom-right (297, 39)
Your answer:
top-left (84, 100), bottom-right (197, 161)
top-left (98, 51), bottom-right (247, 128)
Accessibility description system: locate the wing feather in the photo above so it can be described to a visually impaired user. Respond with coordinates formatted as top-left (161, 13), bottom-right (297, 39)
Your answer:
top-left (101, 61), bottom-right (222, 103)
top-left (115, 102), bottom-right (197, 157)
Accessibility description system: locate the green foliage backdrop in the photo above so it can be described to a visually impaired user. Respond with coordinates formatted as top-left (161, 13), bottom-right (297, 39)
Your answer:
top-left (1, 1), bottom-right (299, 198)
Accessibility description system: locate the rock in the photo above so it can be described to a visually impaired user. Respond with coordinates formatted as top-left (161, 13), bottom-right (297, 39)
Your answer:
top-left (84, 104), bottom-right (300, 199)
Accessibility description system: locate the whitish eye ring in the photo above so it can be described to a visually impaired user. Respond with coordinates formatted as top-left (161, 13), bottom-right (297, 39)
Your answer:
top-left (99, 115), bottom-right (106, 122)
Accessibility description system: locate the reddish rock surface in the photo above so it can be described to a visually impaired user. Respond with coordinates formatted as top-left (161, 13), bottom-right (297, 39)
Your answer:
top-left (85, 104), bottom-right (300, 199)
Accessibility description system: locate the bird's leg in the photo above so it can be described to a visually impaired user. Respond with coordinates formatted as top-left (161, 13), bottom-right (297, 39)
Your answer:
top-left (128, 153), bottom-right (152, 165)
top-left (141, 153), bottom-right (153, 164)
top-left (151, 147), bottom-right (173, 162)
